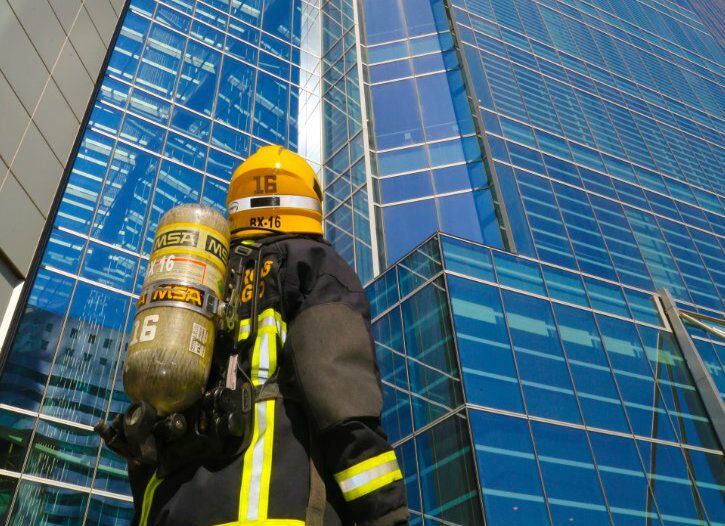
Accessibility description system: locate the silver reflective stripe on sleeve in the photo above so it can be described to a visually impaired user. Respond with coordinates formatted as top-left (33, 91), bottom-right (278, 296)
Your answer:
top-left (228, 195), bottom-right (321, 214)
top-left (334, 450), bottom-right (403, 501)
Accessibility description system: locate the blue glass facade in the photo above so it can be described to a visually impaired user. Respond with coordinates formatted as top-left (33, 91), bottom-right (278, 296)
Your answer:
top-left (367, 234), bottom-right (723, 524)
top-left (0, 0), bottom-right (723, 524)
top-left (359, 0), bottom-right (724, 524)
top-left (0, 0), bottom-right (338, 523)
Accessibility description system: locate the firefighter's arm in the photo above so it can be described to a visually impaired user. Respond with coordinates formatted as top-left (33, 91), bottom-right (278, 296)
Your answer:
top-left (285, 241), bottom-right (408, 525)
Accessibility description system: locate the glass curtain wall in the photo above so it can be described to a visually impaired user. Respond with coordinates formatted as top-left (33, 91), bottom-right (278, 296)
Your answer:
top-left (447, 0), bottom-right (723, 314)
top-left (0, 0), bottom-right (323, 524)
top-left (360, 0), bottom-right (507, 265)
top-left (367, 233), bottom-right (725, 525)
top-left (320, 0), bottom-right (376, 284)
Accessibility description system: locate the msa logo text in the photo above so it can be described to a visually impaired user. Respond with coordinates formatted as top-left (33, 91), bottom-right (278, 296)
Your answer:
top-left (154, 229), bottom-right (199, 251)
top-left (205, 235), bottom-right (229, 264)
top-left (137, 285), bottom-right (205, 308)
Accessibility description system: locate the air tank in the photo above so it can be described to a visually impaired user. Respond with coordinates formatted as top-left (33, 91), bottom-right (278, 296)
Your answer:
top-left (123, 204), bottom-right (230, 416)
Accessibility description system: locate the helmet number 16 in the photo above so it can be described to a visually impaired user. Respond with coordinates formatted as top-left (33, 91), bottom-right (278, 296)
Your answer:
top-left (253, 175), bottom-right (277, 194)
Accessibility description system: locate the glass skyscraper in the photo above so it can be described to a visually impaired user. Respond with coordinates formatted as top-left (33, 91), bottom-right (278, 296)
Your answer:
top-left (0, 0), bottom-right (722, 524)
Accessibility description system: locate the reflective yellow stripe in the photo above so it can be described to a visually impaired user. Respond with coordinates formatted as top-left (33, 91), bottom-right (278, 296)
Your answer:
top-left (258, 400), bottom-right (276, 518)
top-left (238, 309), bottom-right (279, 521)
top-left (139, 473), bottom-right (162, 526)
top-left (335, 450), bottom-right (397, 480)
top-left (238, 309), bottom-right (287, 343)
top-left (341, 469), bottom-right (403, 501)
top-left (214, 520), bottom-right (305, 526)
top-left (334, 451), bottom-right (403, 502)
top-left (238, 404), bottom-right (261, 519)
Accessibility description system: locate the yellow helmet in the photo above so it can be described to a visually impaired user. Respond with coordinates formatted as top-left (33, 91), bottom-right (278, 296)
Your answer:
top-left (226, 145), bottom-right (323, 239)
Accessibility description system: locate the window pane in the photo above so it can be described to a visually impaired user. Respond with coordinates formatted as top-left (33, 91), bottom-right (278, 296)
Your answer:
top-left (41, 229), bottom-right (85, 274)
top-left (253, 72), bottom-right (289, 145)
top-left (0, 270), bottom-right (75, 411)
top-left (686, 448), bottom-right (725, 523)
top-left (542, 265), bottom-right (588, 308)
top-left (441, 236), bottom-right (495, 282)
top-left (383, 199), bottom-right (438, 265)
top-left (554, 304), bottom-right (629, 433)
top-left (638, 326), bottom-right (718, 450)
top-left (85, 494), bottom-right (134, 526)
top-left (91, 143), bottom-right (159, 252)
top-left (215, 55), bottom-right (255, 132)
top-left (381, 384), bottom-right (412, 443)
top-left (449, 276), bottom-right (523, 412)
top-left (8, 481), bottom-right (88, 525)
top-left (401, 280), bottom-right (457, 376)
top-left (80, 242), bottom-right (139, 290)
top-left (40, 283), bottom-right (129, 426)
top-left (56, 132), bottom-right (114, 234)
top-left (531, 422), bottom-right (610, 524)
top-left (438, 190), bottom-right (501, 247)
top-left (136, 24), bottom-right (184, 96)
top-left (262, 0), bottom-right (292, 40)
top-left (0, 477), bottom-right (17, 523)
top-left (397, 237), bottom-right (442, 297)
top-left (371, 79), bottom-right (424, 149)
top-left (493, 251), bottom-right (545, 295)
top-left (588, 432), bottom-right (659, 525)
top-left (584, 277), bottom-right (630, 318)
top-left (0, 409), bottom-right (34, 472)
top-left (470, 410), bottom-right (550, 525)
top-left (503, 291), bottom-right (581, 423)
top-left (597, 315), bottom-right (677, 442)
top-left (363, 0), bottom-right (406, 44)
top-left (637, 440), bottom-right (708, 522)
top-left (416, 71), bottom-right (474, 140)
top-left (25, 419), bottom-right (99, 487)
top-left (416, 414), bottom-right (483, 524)
top-left (142, 160), bottom-right (203, 254)
top-left (396, 440), bottom-right (421, 512)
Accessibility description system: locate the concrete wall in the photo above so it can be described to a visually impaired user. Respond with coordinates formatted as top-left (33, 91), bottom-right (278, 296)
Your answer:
top-left (0, 0), bottom-right (124, 347)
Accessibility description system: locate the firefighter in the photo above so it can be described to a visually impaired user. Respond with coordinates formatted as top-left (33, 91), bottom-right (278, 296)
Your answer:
top-left (102, 145), bottom-right (409, 526)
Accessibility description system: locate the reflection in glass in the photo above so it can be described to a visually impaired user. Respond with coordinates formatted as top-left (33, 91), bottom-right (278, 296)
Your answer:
top-left (0, 271), bottom-right (75, 411)
top-left (588, 432), bottom-right (660, 525)
top-left (0, 409), bottom-right (34, 472)
top-left (637, 440), bottom-right (708, 523)
top-left (381, 384), bottom-right (413, 444)
top-left (397, 236), bottom-right (442, 297)
top-left (85, 494), bottom-right (134, 526)
top-left (0, 477), bottom-right (17, 523)
top-left (441, 236), bottom-right (495, 282)
top-left (638, 326), bottom-right (719, 450)
top-left (401, 280), bottom-right (457, 376)
top-left (503, 291), bottom-right (581, 423)
top-left (531, 422), bottom-right (610, 525)
top-left (598, 315), bottom-right (678, 442)
top-left (91, 143), bottom-right (159, 252)
top-left (25, 420), bottom-right (99, 487)
top-left (8, 481), bottom-right (88, 526)
top-left (471, 410), bottom-right (550, 525)
top-left (493, 251), bottom-right (545, 295)
top-left (41, 283), bottom-right (129, 426)
top-left (449, 276), bottom-right (523, 412)
top-left (554, 304), bottom-right (629, 432)
top-left (416, 414), bottom-right (483, 525)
